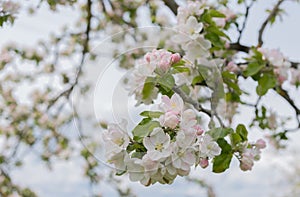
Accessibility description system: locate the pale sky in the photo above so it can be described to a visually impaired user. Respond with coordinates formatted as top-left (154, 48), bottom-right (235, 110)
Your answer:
top-left (1, 0), bottom-right (300, 196)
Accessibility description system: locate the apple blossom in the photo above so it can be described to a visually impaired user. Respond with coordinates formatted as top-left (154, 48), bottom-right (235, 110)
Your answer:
top-left (143, 128), bottom-right (172, 161)
top-left (199, 158), bottom-right (209, 168)
top-left (171, 145), bottom-right (195, 172)
top-left (198, 134), bottom-right (221, 158)
top-left (290, 68), bottom-right (300, 86)
top-left (160, 93), bottom-right (184, 115)
top-left (103, 121), bottom-right (130, 158)
top-left (256, 139), bottom-right (267, 149)
top-left (159, 111), bottom-right (180, 129)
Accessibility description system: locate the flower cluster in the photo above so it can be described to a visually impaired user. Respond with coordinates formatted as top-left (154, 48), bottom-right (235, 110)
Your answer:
top-left (0, 1), bottom-right (19, 15)
top-left (239, 139), bottom-right (266, 171)
top-left (126, 49), bottom-right (181, 104)
top-left (174, 1), bottom-right (211, 62)
top-left (258, 48), bottom-right (291, 83)
top-left (103, 94), bottom-right (222, 186)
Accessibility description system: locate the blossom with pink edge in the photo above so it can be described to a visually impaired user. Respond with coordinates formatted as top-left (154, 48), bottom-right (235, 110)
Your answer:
top-left (159, 111), bottom-right (180, 129)
top-left (144, 49), bottom-right (180, 72)
top-left (160, 93), bottom-right (184, 115)
top-left (290, 68), bottom-right (300, 86)
top-left (226, 61), bottom-right (240, 73)
top-left (143, 128), bottom-right (172, 161)
top-left (256, 139), bottom-right (266, 149)
top-left (199, 158), bottom-right (209, 168)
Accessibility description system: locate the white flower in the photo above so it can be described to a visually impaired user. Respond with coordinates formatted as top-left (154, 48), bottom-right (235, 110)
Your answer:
top-left (103, 121), bottom-right (130, 158)
top-left (126, 158), bottom-right (151, 185)
top-left (171, 144), bottom-right (195, 172)
top-left (143, 128), bottom-right (172, 161)
top-left (177, 1), bottom-right (204, 24)
top-left (160, 93), bottom-right (184, 115)
top-left (180, 16), bottom-right (203, 36)
top-left (159, 111), bottom-right (179, 129)
top-left (183, 36), bottom-right (211, 62)
top-left (199, 134), bottom-right (221, 158)
top-left (290, 68), bottom-right (300, 85)
top-left (180, 109), bottom-right (197, 132)
top-left (262, 48), bottom-right (284, 67)
top-left (126, 59), bottom-right (156, 95)
top-left (108, 151), bottom-right (128, 173)
top-left (176, 130), bottom-right (196, 149)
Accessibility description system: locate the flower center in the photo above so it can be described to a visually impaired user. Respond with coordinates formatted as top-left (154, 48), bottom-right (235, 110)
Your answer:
top-left (114, 138), bottom-right (125, 146)
top-left (155, 143), bottom-right (164, 151)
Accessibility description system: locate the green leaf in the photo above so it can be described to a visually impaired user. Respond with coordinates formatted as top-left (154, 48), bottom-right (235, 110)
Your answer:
top-left (132, 118), bottom-right (160, 142)
top-left (0, 15), bottom-right (10, 27)
top-left (223, 71), bottom-right (242, 95)
top-left (244, 62), bottom-right (265, 77)
top-left (140, 111), bottom-right (163, 118)
top-left (157, 73), bottom-right (175, 92)
top-left (209, 10), bottom-right (226, 18)
top-left (236, 124), bottom-right (248, 141)
top-left (207, 127), bottom-right (233, 140)
top-left (172, 66), bottom-right (190, 74)
top-left (171, 59), bottom-right (185, 67)
top-left (142, 77), bottom-right (156, 100)
top-left (213, 139), bottom-right (233, 173)
top-left (230, 133), bottom-right (242, 146)
top-left (256, 73), bottom-right (276, 96)
top-left (192, 75), bottom-right (205, 85)
top-left (205, 32), bottom-right (224, 48)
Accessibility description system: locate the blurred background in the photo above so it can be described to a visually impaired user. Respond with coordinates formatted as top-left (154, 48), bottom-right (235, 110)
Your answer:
top-left (0, 0), bottom-right (300, 196)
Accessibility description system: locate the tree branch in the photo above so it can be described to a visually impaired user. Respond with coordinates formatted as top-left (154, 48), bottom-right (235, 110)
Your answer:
top-left (47, 0), bottom-right (92, 109)
top-left (172, 85), bottom-right (212, 117)
top-left (229, 43), bottom-right (250, 53)
top-left (257, 0), bottom-right (285, 47)
top-left (237, 0), bottom-right (255, 43)
top-left (162, 0), bottom-right (178, 15)
top-left (277, 85), bottom-right (300, 129)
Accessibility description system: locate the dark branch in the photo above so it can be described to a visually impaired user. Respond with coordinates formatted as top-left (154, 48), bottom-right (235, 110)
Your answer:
top-left (237, 0), bottom-right (255, 43)
top-left (229, 43), bottom-right (250, 53)
top-left (258, 0), bottom-right (285, 47)
top-left (277, 85), bottom-right (300, 129)
top-left (162, 0), bottom-right (178, 15)
top-left (47, 0), bottom-right (92, 109)
top-left (172, 85), bottom-right (212, 117)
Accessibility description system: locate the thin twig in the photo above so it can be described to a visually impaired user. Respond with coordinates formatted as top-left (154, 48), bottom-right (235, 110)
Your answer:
top-left (172, 85), bottom-right (212, 117)
top-left (237, 0), bottom-right (255, 43)
top-left (162, 0), bottom-right (178, 15)
top-left (47, 0), bottom-right (93, 110)
top-left (257, 0), bottom-right (285, 47)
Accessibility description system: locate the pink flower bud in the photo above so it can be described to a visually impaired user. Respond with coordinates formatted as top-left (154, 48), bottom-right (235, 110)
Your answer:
top-left (199, 158), bottom-right (209, 168)
top-left (193, 124), bottom-right (204, 136)
top-left (226, 61), bottom-right (239, 73)
top-left (171, 53), bottom-right (181, 64)
top-left (159, 111), bottom-right (179, 129)
top-left (144, 53), bottom-right (151, 63)
top-left (255, 139), bottom-right (266, 149)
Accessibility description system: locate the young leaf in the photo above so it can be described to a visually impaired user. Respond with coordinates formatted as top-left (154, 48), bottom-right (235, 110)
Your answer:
top-left (256, 73), bottom-right (276, 96)
top-left (207, 127), bottom-right (233, 140)
top-left (142, 77), bottom-right (156, 100)
top-left (140, 111), bottom-right (163, 118)
top-left (132, 118), bottom-right (160, 142)
top-left (236, 124), bottom-right (248, 141)
top-left (213, 139), bottom-right (233, 173)
top-left (244, 62), bottom-right (265, 77)
top-left (157, 73), bottom-right (175, 92)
